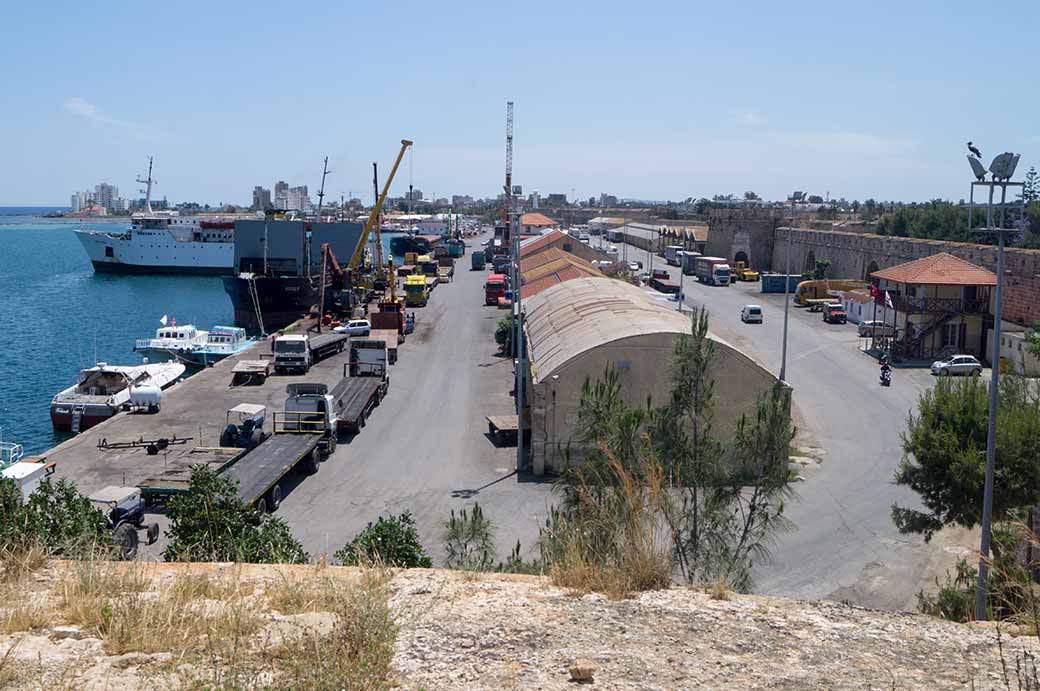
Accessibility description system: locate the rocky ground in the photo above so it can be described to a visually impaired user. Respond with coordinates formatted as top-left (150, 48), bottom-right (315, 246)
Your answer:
top-left (0, 562), bottom-right (1036, 690)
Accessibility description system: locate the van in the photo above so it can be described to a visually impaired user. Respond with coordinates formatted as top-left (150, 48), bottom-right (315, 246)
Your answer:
top-left (857, 320), bottom-right (896, 338)
top-left (741, 305), bottom-right (763, 324)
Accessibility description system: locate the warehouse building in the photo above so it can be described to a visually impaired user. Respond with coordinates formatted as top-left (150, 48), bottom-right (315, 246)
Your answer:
top-left (522, 277), bottom-right (779, 475)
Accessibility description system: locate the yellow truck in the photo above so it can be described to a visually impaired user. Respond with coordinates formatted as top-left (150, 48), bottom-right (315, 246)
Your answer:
top-left (794, 279), bottom-right (867, 307)
top-left (404, 274), bottom-right (429, 307)
top-left (732, 261), bottom-right (760, 282)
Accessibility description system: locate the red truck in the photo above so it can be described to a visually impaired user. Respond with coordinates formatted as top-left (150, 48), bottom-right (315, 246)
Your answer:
top-left (485, 273), bottom-right (508, 305)
top-left (370, 301), bottom-right (406, 337)
top-left (648, 268), bottom-right (679, 294)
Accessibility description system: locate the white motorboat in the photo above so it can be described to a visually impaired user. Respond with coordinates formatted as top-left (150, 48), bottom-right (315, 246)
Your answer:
top-left (134, 322), bottom-right (209, 363)
top-left (50, 361), bottom-right (186, 433)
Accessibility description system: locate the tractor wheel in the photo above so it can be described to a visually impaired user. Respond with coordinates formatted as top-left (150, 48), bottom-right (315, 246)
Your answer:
top-left (220, 429), bottom-right (235, 448)
top-left (255, 497), bottom-right (268, 515)
top-left (328, 436), bottom-right (337, 454)
top-left (113, 523), bottom-right (139, 560)
top-left (249, 429), bottom-right (264, 448)
top-left (268, 484), bottom-right (283, 512)
top-left (146, 522), bottom-right (160, 545)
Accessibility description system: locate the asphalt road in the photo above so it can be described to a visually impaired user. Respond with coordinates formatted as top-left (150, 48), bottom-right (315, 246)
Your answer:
top-left (609, 238), bottom-right (971, 609)
top-left (278, 237), bottom-right (553, 564)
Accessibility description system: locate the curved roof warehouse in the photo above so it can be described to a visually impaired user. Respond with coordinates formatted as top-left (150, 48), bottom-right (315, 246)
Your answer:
top-left (521, 277), bottom-right (779, 475)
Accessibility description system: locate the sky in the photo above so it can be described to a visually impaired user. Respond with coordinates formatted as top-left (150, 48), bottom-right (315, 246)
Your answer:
top-left (1, 0), bottom-right (1038, 206)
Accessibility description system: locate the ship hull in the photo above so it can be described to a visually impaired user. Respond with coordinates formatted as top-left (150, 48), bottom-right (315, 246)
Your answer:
top-left (223, 275), bottom-right (318, 333)
top-left (389, 235), bottom-right (432, 255)
top-left (49, 406), bottom-right (115, 432)
top-left (76, 230), bottom-right (233, 275)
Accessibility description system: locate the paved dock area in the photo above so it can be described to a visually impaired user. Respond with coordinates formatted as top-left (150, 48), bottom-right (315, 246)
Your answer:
top-left (44, 232), bottom-right (553, 564)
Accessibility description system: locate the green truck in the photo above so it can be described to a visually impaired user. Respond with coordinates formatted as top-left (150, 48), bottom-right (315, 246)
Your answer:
top-left (471, 250), bottom-right (485, 270)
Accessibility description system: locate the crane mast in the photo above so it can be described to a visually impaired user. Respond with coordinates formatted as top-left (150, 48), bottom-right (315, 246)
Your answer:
top-left (504, 101), bottom-right (514, 249)
top-left (348, 139), bottom-right (413, 269)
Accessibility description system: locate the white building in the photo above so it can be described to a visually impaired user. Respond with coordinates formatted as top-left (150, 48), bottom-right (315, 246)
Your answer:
top-left (93, 183), bottom-right (121, 212)
top-left (286, 185), bottom-right (311, 212)
top-left (70, 191), bottom-right (93, 213)
top-left (274, 181), bottom-right (289, 209)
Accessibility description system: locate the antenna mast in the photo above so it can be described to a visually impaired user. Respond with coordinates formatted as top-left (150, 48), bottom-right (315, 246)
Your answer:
top-left (316, 156), bottom-right (331, 221)
top-left (136, 157), bottom-right (155, 213)
top-left (505, 101), bottom-right (514, 247)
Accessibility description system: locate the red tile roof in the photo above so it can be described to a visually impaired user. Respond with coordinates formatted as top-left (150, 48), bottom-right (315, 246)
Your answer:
top-left (520, 212), bottom-right (558, 227)
top-left (870, 252), bottom-right (997, 286)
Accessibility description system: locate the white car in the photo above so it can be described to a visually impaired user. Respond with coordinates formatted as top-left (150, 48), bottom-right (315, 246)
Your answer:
top-left (741, 305), bottom-right (763, 324)
top-left (930, 354), bottom-right (982, 377)
top-left (334, 319), bottom-right (371, 337)
top-left (606, 245), bottom-right (619, 255)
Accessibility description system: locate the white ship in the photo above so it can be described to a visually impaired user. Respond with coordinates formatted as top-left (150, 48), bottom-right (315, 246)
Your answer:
top-left (73, 158), bottom-right (235, 275)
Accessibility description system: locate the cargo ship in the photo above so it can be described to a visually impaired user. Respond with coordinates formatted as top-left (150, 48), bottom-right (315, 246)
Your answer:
top-left (222, 219), bottom-right (364, 334)
top-left (388, 232), bottom-right (442, 256)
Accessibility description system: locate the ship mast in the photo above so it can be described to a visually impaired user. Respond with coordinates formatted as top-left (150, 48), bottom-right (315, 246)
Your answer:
top-left (136, 157), bottom-right (155, 213)
top-left (316, 156), bottom-right (331, 222)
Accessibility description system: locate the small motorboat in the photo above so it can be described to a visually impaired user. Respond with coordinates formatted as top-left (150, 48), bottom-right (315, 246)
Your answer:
top-left (50, 361), bottom-right (186, 433)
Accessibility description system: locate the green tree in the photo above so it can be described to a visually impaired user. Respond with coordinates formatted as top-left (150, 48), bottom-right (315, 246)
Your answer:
top-left (1021, 166), bottom-right (1039, 204)
top-left (812, 258), bottom-right (831, 280)
top-left (892, 376), bottom-right (1040, 541)
top-left (549, 308), bottom-right (797, 590)
top-left (163, 466), bottom-right (308, 564)
top-left (0, 478), bottom-right (109, 557)
top-left (443, 503), bottom-right (495, 571)
top-left (335, 512), bottom-right (432, 568)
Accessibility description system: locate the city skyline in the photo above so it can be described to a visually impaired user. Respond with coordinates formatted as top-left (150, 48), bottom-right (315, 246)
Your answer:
top-left (4, 1), bottom-right (1039, 206)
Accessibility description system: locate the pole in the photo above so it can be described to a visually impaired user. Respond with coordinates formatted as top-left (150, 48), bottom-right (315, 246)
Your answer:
top-left (975, 183), bottom-right (1007, 620)
top-left (779, 205), bottom-right (793, 382)
top-left (513, 233), bottom-right (525, 473)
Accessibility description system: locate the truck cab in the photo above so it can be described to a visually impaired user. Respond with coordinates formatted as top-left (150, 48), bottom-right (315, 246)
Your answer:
top-left (350, 339), bottom-right (390, 379)
top-left (404, 274), bottom-right (429, 306)
top-left (484, 273), bottom-right (508, 305)
top-left (272, 335), bottom-right (311, 373)
top-left (822, 302), bottom-right (848, 324)
top-left (282, 383), bottom-right (338, 433)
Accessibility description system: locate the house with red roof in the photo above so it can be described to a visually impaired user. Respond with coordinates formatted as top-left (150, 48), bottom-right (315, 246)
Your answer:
top-left (870, 252), bottom-right (996, 361)
top-left (518, 212), bottom-right (559, 235)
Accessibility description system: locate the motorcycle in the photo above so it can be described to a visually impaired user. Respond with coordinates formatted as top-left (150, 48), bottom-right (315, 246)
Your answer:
top-left (880, 367), bottom-right (892, 387)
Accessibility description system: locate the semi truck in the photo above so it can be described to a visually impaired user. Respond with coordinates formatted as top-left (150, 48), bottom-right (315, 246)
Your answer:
top-left (224, 383), bottom-right (340, 513)
top-left (681, 251), bottom-right (701, 275)
top-left (794, 279), bottom-right (867, 306)
top-left (470, 250), bottom-right (486, 270)
top-left (664, 245), bottom-right (685, 266)
top-left (404, 274), bottom-right (429, 307)
top-left (336, 342), bottom-right (390, 434)
top-left (272, 332), bottom-right (348, 374)
top-left (484, 273), bottom-right (508, 305)
top-left (369, 301), bottom-right (407, 336)
top-left (693, 256), bottom-right (731, 286)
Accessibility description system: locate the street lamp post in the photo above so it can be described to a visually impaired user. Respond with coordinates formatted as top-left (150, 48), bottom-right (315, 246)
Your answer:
top-left (779, 193), bottom-right (798, 382)
top-left (969, 152), bottom-right (1023, 620)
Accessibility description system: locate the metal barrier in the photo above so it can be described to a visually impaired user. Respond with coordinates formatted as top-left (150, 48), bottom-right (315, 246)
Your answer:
top-left (273, 411), bottom-right (327, 434)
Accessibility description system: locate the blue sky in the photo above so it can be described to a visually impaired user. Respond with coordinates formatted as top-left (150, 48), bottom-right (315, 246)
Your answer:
top-left (2, 0), bottom-right (1038, 205)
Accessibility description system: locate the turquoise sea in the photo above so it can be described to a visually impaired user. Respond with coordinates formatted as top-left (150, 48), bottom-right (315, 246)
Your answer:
top-left (0, 209), bottom-right (403, 455)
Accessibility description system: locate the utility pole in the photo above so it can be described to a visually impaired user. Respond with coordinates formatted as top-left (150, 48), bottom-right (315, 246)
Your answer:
top-left (970, 151), bottom-right (1024, 620)
top-left (779, 193), bottom-right (799, 382)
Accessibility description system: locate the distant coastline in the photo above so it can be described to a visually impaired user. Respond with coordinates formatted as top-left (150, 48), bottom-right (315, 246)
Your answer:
top-left (0, 206), bottom-right (70, 217)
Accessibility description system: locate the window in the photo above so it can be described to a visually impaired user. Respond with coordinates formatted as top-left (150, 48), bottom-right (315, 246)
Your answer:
top-left (105, 247), bottom-right (114, 257)
top-left (941, 323), bottom-right (961, 348)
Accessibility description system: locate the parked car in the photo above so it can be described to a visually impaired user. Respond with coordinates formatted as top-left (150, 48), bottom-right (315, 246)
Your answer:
top-left (741, 305), bottom-right (763, 323)
top-left (931, 354), bottom-right (982, 376)
top-left (857, 320), bottom-right (897, 338)
top-left (606, 245), bottom-right (619, 255)
top-left (639, 271), bottom-right (651, 284)
top-left (822, 302), bottom-right (847, 324)
top-left (628, 261), bottom-right (640, 272)
top-left (334, 319), bottom-right (371, 337)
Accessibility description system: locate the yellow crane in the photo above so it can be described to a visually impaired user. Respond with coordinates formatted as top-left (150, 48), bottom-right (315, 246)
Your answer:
top-left (349, 140), bottom-right (413, 305)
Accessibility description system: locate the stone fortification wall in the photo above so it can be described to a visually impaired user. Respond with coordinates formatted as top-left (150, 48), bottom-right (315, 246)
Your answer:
top-left (706, 208), bottom-right (780, 268)
top-left (773, 227), bottom-right (1040, 325)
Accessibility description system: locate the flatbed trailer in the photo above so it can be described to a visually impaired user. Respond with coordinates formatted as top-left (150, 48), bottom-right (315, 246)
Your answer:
top-left (224, 424), bottom-right (330, 513)
top-left (231, 359), bottom-right (272, 386)
top-left (332, 371), bottom-right (388, 434)
top-left (649, 277), bottom-right (680, 293)
top-left (138, 445), bottom-right (248, 501)
top-left (308, 331), bottom-right (349, 360)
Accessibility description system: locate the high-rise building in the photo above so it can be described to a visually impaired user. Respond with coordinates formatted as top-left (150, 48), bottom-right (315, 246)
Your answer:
top-left (70, 190), bottom-right (92, 212)
top-left (252, 186), bottom-right (272, 211)
top-left (274, 181), bottom-right (289, 209)
top-left (94, 183), bottom-right (120, 212)
top-left (599, 193), bottom-right (618, 207)
top-left (286, 185), bottom-right (311, 212)
top-left (406, 189), bottom-right (424, 201)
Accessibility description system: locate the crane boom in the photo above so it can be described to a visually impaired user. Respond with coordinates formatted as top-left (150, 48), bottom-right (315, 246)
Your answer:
top-left (348, 139), bottom-right (413, 269)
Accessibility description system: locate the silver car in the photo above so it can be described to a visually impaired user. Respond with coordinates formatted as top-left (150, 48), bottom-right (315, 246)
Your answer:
top-left (930, 354), bottom-right (982, 376)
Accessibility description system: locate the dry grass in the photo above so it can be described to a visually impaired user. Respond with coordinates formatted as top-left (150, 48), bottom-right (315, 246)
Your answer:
top-left (56, 560), bottom-right (148, 629)
top-left (547, 453), bottom-right (673, 599)
top-left (708, 578), bottom-right (731, 601)
top-left (265, 572), bottom-right (340, 614)
top-left (0, 602), bottom-right (50, 634)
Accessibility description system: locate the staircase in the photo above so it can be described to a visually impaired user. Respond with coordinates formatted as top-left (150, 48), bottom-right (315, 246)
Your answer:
top-left (70, 405), bottom-right (86, 434)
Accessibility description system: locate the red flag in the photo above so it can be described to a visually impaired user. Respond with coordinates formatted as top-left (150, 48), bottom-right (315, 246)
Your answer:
top-left (869, 284), bottom-right (881, 300)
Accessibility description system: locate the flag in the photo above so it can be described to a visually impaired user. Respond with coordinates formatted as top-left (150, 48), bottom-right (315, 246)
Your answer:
top-left (869, 284), bottom-right (881, 300)
top-left (885, 291), bottom-right (893, 310)
top-left (159, 314), bottom-right (168, 326)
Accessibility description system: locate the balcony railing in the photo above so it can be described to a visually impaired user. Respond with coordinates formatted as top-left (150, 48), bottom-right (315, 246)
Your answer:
top-left (890, 295), bottom-right (989, 315)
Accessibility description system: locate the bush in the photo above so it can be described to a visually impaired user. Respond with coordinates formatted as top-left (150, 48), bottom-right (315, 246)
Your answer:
top-left (335, 512), bottom-right (432, 568)
top-left (0, 478), bottom-right (109, 558)
top-left (494, 315), bottom-right (515, 356)
top-left (163, 466), bottom-right (308, 564)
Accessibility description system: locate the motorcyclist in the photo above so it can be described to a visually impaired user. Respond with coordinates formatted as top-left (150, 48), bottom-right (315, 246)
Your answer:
top-left (879, 354), bottom-right (892, 384)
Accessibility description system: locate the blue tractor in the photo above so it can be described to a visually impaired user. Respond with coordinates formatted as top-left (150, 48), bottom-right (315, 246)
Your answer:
top-left (220, 403), bottom-right (267, 449)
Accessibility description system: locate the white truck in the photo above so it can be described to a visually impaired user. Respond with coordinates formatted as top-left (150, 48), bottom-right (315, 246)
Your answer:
top-left (664, 245), bottom-right (685, 266)
top-left (272, 332), bottom-right (348, 374)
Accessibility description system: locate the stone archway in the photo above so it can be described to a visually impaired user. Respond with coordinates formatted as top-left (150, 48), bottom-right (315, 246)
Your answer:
top-left (734, 250), bottom-right (749, 266)
top-left (804, 250), bottom-right (816, 274)
top-left (866, 260), bottom-right (880, 283)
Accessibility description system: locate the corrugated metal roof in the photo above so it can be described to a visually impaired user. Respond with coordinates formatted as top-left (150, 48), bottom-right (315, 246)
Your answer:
top-left (524, 277), bottom-right (696, 383)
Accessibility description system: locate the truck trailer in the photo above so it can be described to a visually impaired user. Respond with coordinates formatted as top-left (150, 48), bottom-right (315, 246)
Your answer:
top-left (681, 251), bottom-right (701, 275)
top-left (693, 256), bottom-right (731, 286)
top-left (272, 332), bottom-right (348, 374)
top-left (663, 245), bottom-right (685, 266)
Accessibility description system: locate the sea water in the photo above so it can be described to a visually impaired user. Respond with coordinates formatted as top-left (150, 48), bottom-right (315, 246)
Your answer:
top-left (0, 210), bottom-right (406, 454)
